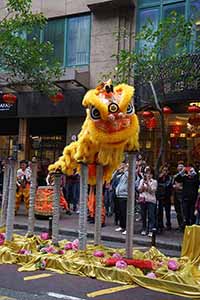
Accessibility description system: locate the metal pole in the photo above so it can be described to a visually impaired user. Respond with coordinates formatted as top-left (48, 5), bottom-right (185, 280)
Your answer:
top-left (94, 164), bottom-right (103, 245)
top-left (48, 217), bottom-right (53, 239)
top-left (125, 152), bottom-right (137, 258)
top-left (52, 173), bottom-right (61, 245)
top-left (0, 161), bottom-right (10, 227)
top-left (5, 159), bottom-right (17, 241)
top-left (27, 159), bottom-right (37, 237)
top-left (78, 163), bottom-right (88, 250)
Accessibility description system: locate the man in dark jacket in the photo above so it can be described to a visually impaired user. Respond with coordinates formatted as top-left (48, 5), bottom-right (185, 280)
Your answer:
top-left (176, 167), bottom-right (199, 226)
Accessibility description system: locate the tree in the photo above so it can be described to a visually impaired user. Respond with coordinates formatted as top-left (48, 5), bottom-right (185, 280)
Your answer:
top-left (0, 0), bottom-right (62, 95)
top-left (104, 12), bottom-right (200, 174)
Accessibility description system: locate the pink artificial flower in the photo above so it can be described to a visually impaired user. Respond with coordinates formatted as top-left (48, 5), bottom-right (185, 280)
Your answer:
top-left (93, 250), bottom-right (105, 257)
top-left (0, 233), bottom-right (5, 240)
top-left (168, 259), bottom-right (179, 271)
top-left (72, 239), bottom-right (79, 250)
top-left (57, 249), bottom-right (65, 255)
top-left (115, 260), bottom-right (127, 269)
top-left (146, 272), bottom-right (157, 279)
top-left (64, 242), bottom-right (73, 250)
top-left (18, 249), bottom-right (31, 255)
top-left (112, 253), bottom-right (122, 259)
top-left (157, 261), bottom-right (164, 267)
top-left (40, 232), bottom-right (49, 240)
top-left (46, 246), bottom-right (57, 254)
top-left (40, 247), bottom-right (48, 253)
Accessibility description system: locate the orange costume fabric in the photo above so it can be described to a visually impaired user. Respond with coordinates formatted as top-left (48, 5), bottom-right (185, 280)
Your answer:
top-left (16, 183), bottom-right (30, 213)
top-left (88, 185), bottom-right (106, 224)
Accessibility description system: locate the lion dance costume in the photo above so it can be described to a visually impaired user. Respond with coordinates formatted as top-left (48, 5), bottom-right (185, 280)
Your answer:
top-left (49, 80), bottom-right (139, 183)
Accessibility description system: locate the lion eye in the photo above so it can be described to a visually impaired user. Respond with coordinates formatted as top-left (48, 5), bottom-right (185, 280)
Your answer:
top-left (126, 103), bottom-right (134, 115)
top-left (108, 102), bottom-right (119, 113)
top-left (90, 106), bottom-right (101, 120)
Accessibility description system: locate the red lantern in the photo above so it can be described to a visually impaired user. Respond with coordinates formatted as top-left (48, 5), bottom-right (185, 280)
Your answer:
top-left (145, 117), bottom-right (157, 129)
top-left (2, 93), bottom-right (17, 104)
top-left (50, 92), bottom-right (64, 105)
top-left (142, 111), bottom-right (154, 118)
top-left (171, 124), bottom-right (181, 135)
top-left (187, 105), bottom-right (200, 113)
top-left (188, 115), bottom-right (200, 126)
top-left (163, 106), bottom-right (172, 114)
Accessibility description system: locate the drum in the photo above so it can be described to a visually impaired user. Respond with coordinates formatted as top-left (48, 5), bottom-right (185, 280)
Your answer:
top-left (35, 186), bottom-right (68, 217)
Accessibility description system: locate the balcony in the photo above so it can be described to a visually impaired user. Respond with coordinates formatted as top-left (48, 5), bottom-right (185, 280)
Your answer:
top-left (135, 53), bottom-right (200, 112)
top-left (87, 0), bottom-right (135, 11)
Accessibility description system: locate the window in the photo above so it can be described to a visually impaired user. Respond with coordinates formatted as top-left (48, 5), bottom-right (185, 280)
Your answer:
top-left (191, 0), bottom-right (200, 52)
top-left (44, 19), bottom-right (65, 65)
top-left (27, 15), bottom-right (91, 67)
top-left (138, 8), bottom-right (159, 50)
top-left (66, 15), bottom-right (91, 66)
top-left (163, 2), bottom-right (185, 17)
top-left (139, 0), bottom-right (160, 6)
top-left (137, 0), bottom-right (200, 55)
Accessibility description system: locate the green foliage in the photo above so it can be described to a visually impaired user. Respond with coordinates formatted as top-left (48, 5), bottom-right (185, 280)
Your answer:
top-left (108, 12), bottom-right (200, 91)
top-left (0, 0), bottom-right (62, 95)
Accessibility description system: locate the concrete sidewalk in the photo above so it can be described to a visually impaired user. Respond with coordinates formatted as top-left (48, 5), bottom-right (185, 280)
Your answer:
top-left (14, 208), bottom-right (184, 252)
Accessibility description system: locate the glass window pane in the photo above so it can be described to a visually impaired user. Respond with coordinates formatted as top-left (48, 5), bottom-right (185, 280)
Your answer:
top-left (163, 3), bottom-right (185, 56)
top-left (66, 15), bottom-right (91, 66)
top-left (191, 0), bottom-right (200, 52)
top-left (163, 2), bottom-right (185, 17)
top-left (139, 0), bottom-right (160, 6)
top-left (44, 19), bottom-right (65, 65)
top-left (27, 27), bottom-right (40, 41)
top-left (138, 8), bottom-right (159, 50)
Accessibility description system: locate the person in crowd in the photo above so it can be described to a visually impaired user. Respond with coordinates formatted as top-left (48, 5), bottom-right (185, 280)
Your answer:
top-left (135, 159), bottom-right (143, 222)
top-left (104, 182), bottom-right (113, 217)
top-left (138, 166), bottom-right (157, 237)
top-left (172, 163), bottom-right (185, 231)
top-left (63, 169), bottom-right (80, 213)
top-left (157, 165), bottom-right (173, 232)
top-left (0, 160), bottom-right (5, 205)
top-left (194, 188), bottom-right (200, 225)
top-left (15, 160), bottom-right (32, 215)
top-left (176, 166), bottom-right (199, 226)
top-left (37, 162), bottom-right (47, 186)
top-left (115, 163), bottom-right (129, 235)
top-left (111, 163), bottom-right (126, 226)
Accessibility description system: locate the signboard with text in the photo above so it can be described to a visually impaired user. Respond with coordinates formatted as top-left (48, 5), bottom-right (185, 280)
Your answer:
top-left (0, 100), bottom-right (17, 116)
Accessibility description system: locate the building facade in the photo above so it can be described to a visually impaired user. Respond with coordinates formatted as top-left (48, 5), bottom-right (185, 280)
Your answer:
top-left (0, 0), bottom-right (136, 165)
top-left (136, 0), bottom-right (200, 168)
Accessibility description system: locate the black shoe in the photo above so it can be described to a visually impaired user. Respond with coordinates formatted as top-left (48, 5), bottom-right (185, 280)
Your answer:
top-left (166, 226), bottom-right (172, 231)
top-left (101, 223), bottom-right (106, 227)
top-left (89, 218), bottom-right (95, 224)
top-left (66, 210), bottom-right (72, 215)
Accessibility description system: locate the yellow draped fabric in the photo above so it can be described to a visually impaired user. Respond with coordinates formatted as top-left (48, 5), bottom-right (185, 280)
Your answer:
top-left (0, 227), bottom-right (200, 298)
top-left (181, 225), bottom-right (200, 264)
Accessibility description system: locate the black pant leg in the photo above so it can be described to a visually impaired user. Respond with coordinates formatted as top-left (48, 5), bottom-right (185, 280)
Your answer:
top-left (182, 200), bottom-right (190, 225)
top-left (165, 198), bottom-right (171, 228)
top-left (119, 199), bottom-right (127, 230)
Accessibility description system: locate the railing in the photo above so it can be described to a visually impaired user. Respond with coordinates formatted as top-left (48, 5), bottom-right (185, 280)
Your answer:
top-left (134, 53), bottom-right (200, 110)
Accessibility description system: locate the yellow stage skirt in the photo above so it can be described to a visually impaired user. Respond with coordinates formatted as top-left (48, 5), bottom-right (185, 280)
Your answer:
top-left (0, 225), bottom-right (200, 298)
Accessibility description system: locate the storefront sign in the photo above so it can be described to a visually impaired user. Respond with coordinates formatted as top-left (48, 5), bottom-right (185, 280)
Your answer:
top-left (0, 100), bottom-right (17, 116)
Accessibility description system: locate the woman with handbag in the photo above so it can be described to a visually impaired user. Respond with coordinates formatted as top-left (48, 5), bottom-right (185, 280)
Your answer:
top-left (138, 166), bottom-right (158, 237)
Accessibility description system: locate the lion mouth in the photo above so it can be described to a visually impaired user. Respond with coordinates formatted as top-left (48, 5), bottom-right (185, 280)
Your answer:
top-left (94, 118), bottom-right (131, 133)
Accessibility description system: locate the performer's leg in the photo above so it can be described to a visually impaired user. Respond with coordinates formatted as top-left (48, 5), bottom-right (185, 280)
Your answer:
top-left (15, 187), bottom-right (23, 215)
top-left (23, 185), bottom-right (30, 213)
